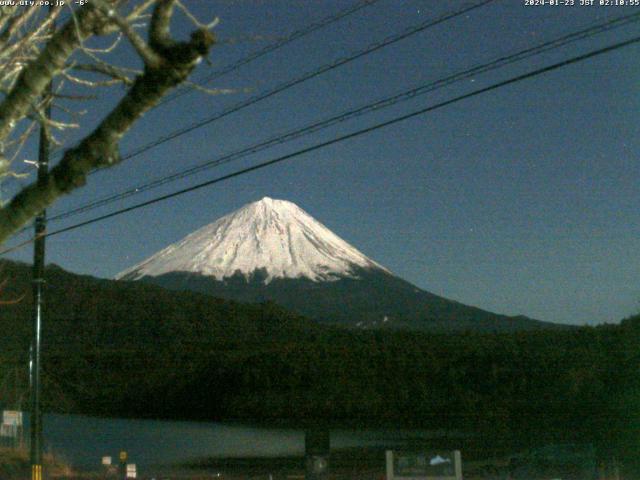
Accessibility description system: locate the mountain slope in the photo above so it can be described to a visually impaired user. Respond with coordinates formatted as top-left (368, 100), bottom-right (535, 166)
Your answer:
top-left (117, 197), bottom-right (387, 283)
top-left (141, 268), bottom-right (559, 332)
top-left (0, 259), bottom-right (320, 417)
top-left (118, 197), bottom-right (560, 332)
top-left (0, 260), bottom-right (616, 438)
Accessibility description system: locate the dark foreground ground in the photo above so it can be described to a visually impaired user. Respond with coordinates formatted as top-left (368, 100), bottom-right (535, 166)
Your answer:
top-left (0, 444), bottom-right (623, 479)
top-left (99, 449), bottom-right (593, 480)
top-left (0, 447), bottom-right (515, 480)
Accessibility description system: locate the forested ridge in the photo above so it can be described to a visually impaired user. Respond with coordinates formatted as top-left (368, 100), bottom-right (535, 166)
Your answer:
top-left (0, 259), bottom-right (637, 460)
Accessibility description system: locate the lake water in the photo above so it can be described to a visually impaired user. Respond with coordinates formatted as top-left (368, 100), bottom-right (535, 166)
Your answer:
top-left (30, 413), bottom-right (441, 469)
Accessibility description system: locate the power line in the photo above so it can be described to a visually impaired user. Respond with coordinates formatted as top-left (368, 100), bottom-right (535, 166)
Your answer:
top-left (46, 11), bottom-right (640, 224)
top-left (8, 0), bottom-right (494, 226)
top-left (106, 0), bottom-right (496, 165)
top-left (11, 33), bottom-right (635, 250)
top-left (7, 0), bottom-right (383, 182)
top-left (159, 0), bottom-right (384, 108)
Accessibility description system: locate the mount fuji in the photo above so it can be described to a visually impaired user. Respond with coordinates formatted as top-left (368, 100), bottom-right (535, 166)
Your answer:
top-left (117, 196), bottom-right (388, 284)
top-left (116, 197), bottom-right (557, 332)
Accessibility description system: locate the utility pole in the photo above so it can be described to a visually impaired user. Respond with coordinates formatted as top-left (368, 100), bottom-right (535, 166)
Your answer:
top-left (30, 98), bottom-right (49, 480)
top-left (30, 9), bottom-right (53, 479)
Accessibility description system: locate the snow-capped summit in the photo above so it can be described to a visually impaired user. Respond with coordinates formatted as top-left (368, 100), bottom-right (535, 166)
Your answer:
top-left (116, 197), bottom-right (388, 283)
top-left (115, 197), bottom-right (553, 332)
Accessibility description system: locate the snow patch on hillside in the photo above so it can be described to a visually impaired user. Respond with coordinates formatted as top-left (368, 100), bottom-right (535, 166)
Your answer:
top-left (116, 197), bottom-right (389, 283)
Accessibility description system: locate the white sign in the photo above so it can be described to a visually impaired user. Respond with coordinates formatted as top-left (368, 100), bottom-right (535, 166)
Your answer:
top-left (0, 424), bottom-right (17, 437)
top-left (126, 463), bottom-right (137, 479)
top-left (102, 456), bottom-right (112, 466)
top-left (386, 450), bottom-right (462, 480)
top-left (3, 411), bottom-right (22, 426)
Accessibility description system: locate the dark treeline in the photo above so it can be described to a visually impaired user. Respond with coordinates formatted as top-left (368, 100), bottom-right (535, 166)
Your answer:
top-left (0, 260), bottom-right (638, 463)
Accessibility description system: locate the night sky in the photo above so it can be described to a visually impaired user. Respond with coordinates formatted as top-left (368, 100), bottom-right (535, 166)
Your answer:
top-left (3, 0), bottom-right (640, 326)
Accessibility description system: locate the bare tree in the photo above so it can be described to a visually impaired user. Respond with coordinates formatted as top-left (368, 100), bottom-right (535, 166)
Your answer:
top-left (0, 0), bottom-right (217, 245)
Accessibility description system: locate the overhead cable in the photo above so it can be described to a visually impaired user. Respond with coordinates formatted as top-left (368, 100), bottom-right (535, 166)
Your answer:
top-left (9, 33), bottom-right (634, 250)
top-left (47, 11), bottom-right (640, 224)
top-left (159, 0), bottom-right (385, 107)
top-left (109, 0), bottom-right (496, 164)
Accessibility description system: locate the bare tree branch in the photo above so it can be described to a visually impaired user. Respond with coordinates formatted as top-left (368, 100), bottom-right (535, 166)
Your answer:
top-left (125, 0), bottom-right (157, 22)
top-left (0, 6), bottom-right (104, 143)
top-left (0, 1), bottom-right (216, 243)
top-left (93, 0), bottom-right (162, 67)
top-left (71, 62), bottom-right (137, 86)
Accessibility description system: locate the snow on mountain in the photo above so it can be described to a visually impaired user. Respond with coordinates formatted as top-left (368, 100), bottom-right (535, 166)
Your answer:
top-left (116, 197), bottom-right (389, 283)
